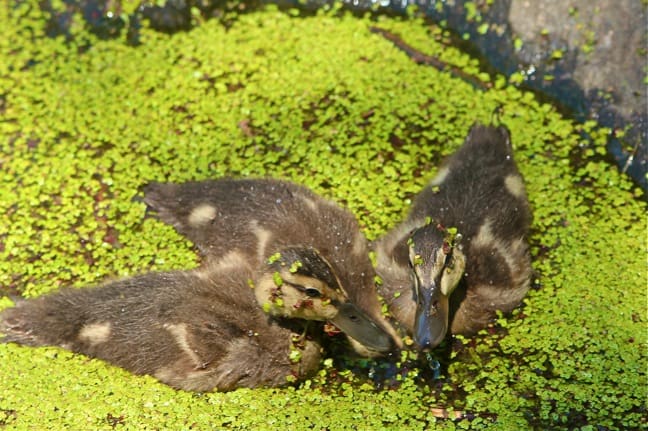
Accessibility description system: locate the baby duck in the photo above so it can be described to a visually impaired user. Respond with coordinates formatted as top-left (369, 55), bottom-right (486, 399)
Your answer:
top-left (375, 123), bottom-right (532, 349)
top-left (0, 261), bottom-right (321, 391)
top-left (142, 178), bottom-right (401, 355)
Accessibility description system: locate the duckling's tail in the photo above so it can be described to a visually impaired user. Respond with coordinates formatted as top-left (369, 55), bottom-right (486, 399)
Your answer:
top-left (140, 181), bottom-right (186, 227)
top-left (1, 302), bottom-right (43, 346)
top-left (0, 294), bottom-right (82, 349)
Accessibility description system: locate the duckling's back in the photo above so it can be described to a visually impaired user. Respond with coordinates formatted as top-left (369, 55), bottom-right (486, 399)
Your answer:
top-left (143, 179), bottom-right (367, 265)
top-left (143, 178), bottom-right (384, 333)
top-left (423, 124), bottom-right (532, 334)
top-left (375, 124), bottom-right (532, 338)
top-left (410, 124), bottom-right (531, 240)
top-left (0, 266), bottom-right (322, 391)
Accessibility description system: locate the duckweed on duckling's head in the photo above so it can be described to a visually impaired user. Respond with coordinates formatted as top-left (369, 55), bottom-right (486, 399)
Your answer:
top-left (0, 2), bottom-right (645, 430)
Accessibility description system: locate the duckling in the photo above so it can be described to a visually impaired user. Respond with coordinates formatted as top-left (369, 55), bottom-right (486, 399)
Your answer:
top-left (375, 123), bottom-right (532, 349)
top-left (0, 260), bottom-right (321, 391)
top-left (142, 178), bottom-right (401, 355)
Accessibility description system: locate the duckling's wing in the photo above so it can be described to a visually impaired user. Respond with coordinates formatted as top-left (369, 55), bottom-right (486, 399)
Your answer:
top-left (164, 326), bottom-right (321, 391)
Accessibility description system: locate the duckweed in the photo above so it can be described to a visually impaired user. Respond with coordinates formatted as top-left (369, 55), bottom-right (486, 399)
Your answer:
top-left (0, 2), bottom-right (645, 430)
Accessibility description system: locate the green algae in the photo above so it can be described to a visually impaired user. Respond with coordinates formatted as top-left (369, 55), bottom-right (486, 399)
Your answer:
top-left (0, 3), bottom-right (646, 430)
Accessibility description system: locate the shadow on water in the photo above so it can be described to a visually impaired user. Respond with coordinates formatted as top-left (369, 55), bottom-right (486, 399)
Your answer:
top-left (13, 0), bottom-right (646, 193)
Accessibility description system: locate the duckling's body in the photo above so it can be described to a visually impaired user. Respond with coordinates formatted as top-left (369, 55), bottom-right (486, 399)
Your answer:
top-left (0, 261), bottom-right (321, 391)
top-left (143, 178), bottom-right (400, 354)
top-left (375, 124), bottom-right (532, 348)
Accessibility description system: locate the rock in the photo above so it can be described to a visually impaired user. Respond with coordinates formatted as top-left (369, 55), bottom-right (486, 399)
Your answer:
top-left (418, 0), bottom-right (646, 190)
top-left (507, 0), bottom-right (646, 190)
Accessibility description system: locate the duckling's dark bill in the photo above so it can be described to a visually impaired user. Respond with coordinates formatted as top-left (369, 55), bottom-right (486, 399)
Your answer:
top-left (330, 302), bottom-right (395, 352)
top-left (414, 283), bottom-right (449, 349)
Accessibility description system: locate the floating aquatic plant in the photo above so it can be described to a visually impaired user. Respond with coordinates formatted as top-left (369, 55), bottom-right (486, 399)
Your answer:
top-left (0, 2), bottom-right (644, 430)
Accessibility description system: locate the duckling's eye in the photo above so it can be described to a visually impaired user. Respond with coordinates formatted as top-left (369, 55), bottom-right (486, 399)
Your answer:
top-left (304, 287), bottom-right (322, 298)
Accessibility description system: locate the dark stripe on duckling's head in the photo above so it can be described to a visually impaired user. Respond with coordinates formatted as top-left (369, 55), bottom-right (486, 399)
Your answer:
top-left (266, 247), bottom-right (343, 294)
top-left (256, 247), bottom-right (395, 353)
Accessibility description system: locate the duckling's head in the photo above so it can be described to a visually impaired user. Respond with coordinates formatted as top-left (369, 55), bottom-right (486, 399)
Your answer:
top-left (255, 247), bottom-right (395, 354)
top-left (408, 223), bottom-right (466, 349)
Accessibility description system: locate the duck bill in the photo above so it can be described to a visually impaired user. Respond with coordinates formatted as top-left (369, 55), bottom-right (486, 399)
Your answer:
top-left (414, 282), bottom-right (449, 349)
top-left (330, 302), bottom-right (395, 353)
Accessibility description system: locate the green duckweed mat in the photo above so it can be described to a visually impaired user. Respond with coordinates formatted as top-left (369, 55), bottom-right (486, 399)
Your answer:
top-left (0, 3), bottom-right (645, 430)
